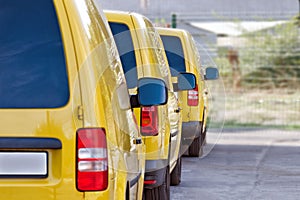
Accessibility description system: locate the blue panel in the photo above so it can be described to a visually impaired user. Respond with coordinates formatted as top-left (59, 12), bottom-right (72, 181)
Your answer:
top-left (109, 22), bottom-right (138, 89)
top-left (161, 35), bottom-right (186, 76)
top-left (0, 0), bottom-right (69, 108)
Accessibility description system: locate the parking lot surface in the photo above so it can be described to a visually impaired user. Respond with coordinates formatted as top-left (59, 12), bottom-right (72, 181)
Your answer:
top-left (171, 128), bottom-right (300, 200)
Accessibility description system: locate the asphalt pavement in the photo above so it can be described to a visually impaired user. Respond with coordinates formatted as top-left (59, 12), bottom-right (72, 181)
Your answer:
top-left (171, 128), bottom-right (300, 200)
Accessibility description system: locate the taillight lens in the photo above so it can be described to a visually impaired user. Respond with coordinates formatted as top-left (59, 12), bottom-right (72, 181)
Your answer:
top-left (188, 84), bottom-right (199, 106)
top-left (76, 128), bottom-right (108, 191)
top-left (141, 106), bottom-right (158, 136)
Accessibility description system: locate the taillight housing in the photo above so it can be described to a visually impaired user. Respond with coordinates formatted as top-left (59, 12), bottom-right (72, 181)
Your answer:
top-left (141, 106), bottom-right (159, 136)
top-left (188, 84), bottom-right (199, 106)
top-left (76, 128), bottom-right (108, 191)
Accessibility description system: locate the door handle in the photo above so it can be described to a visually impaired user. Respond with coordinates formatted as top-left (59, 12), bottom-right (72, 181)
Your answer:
top-left (133, 138), bottom-right (142, 145)
top-left (204, 89), bottom-right (208, 95)
top-left (174, 108), bottom-right (181, 113)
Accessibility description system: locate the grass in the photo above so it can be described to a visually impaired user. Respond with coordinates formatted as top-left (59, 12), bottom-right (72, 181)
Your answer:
top-left (221, 121), bottom-right (300, 130)
top-left (206, 90), bottom-right (300, 130)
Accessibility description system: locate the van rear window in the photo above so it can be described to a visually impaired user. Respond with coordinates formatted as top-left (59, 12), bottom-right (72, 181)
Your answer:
top-left (0, 0), bottom-right (69, 108)
top-left (108, 22), bottom-right (138, 89)
top-left (161, 35), bottom-right (186, 76)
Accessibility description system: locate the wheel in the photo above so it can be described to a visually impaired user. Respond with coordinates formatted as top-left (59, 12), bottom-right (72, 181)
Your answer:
top-left (143, 166), bottom-right (170, 200)
top-left (170, 157), bottom-right (182, 186)
top-left (188, 136), bottom-right (203, 157)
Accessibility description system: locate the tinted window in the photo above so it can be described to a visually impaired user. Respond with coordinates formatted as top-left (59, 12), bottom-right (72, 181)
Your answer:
top-left (161, 35), bottom-right (186, 76)
top-left (109, 22), bottom-right (138, 89)
top-left (0, 0), bottom-right (69, 108)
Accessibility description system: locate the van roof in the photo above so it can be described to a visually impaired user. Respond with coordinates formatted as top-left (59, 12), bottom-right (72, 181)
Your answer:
top-left (104, 10), bottom-right (151, 24)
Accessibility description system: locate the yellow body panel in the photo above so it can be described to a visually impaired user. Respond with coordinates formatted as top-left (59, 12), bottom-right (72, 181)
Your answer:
top-left (105, 11), bottom-right (182, 173)
top-left (0, 1), bottom-right (144, 199)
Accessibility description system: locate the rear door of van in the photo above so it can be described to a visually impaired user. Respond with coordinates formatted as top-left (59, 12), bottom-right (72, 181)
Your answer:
top-left (0, 0), bottom-right (83, 199)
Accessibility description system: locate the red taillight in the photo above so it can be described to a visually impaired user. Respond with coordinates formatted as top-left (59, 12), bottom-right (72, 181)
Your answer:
top-left (188, 84), bottom-right (199, 106)
top-left (141, 106), bottom-right (158, 136)
top-left (144, 180), bottom-right (157, 185)
top-left (76, 128), bottom-right (108, 191)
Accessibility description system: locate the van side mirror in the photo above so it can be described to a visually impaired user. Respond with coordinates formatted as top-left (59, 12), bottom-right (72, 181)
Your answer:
top-left (173, 72), bottom-right (196, 91)
top-left (205, 67), bottom-right (219, 80)
top-left (130, 78), bottom-right (168, 108)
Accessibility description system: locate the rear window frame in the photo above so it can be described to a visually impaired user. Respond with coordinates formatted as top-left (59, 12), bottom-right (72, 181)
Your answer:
top-left (108, 22), bottom-right (138, 89)
top-left (160, 35), bottom-right (187, 76)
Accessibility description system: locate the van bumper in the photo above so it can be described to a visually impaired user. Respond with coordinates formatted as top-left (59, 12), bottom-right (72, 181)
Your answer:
top-left (144, 159), bottom-right (168, 189)
top-left (180, 121), bottom-right (202, 154)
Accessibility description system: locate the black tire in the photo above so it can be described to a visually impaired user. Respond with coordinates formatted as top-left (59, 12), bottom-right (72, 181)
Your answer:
top-left (143, 166), bottom-right (170, 200)
top-left (170, 157), bottom-right (182, 186)
top-left (188, 136), bottom-right (203, 157)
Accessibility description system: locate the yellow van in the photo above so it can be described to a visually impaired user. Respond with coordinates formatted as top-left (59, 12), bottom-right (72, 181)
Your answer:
top-left (105, 11), bottom-right (196, 199)
top-left (158, 28), bottom-right (219, 157)
top-left (0, 1), bottom-right (167, 199)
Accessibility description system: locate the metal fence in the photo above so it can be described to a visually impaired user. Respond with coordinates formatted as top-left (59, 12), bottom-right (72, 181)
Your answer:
top-left (176, 15), bottom-right (300, 128)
